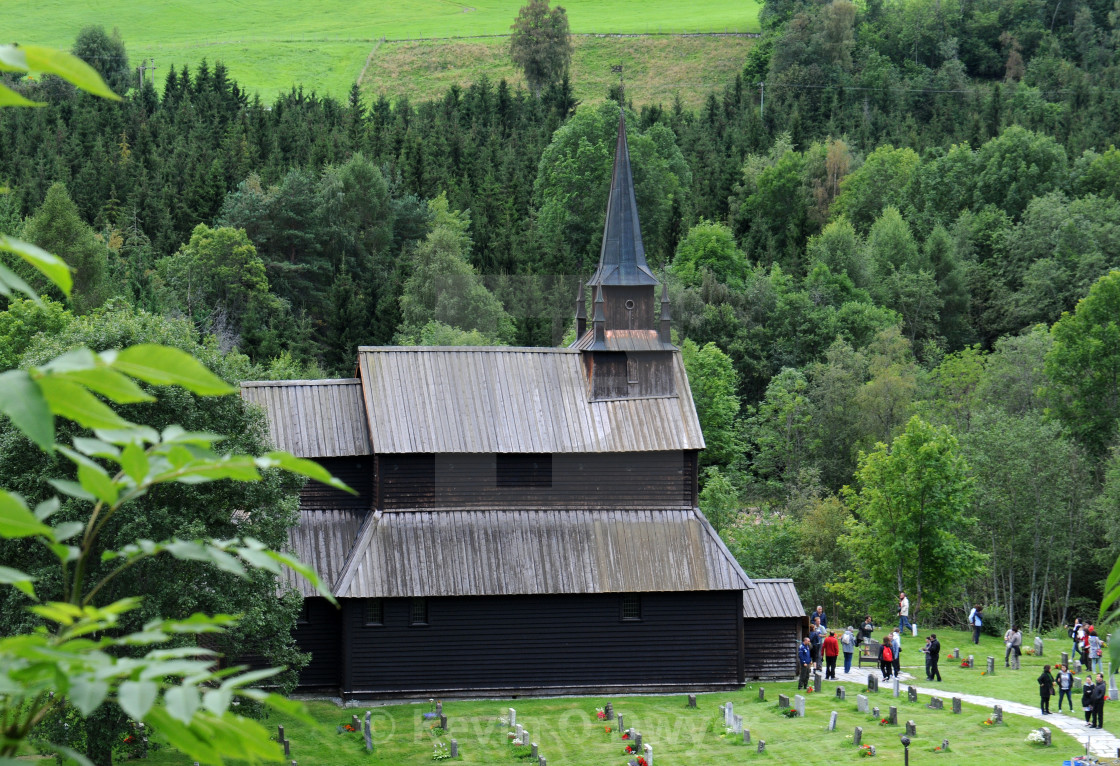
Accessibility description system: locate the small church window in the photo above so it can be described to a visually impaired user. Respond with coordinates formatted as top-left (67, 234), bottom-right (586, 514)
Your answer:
top-left (410, 598), bottom-right (429, 626)
top-left (626, 357), bottom-right (639, 384)
top-left (496, 454), bottom-right (552, 488)
top-left (364, 599), bottom-right (383, 626)
top-left (621, 594), bottom-right (642, 621)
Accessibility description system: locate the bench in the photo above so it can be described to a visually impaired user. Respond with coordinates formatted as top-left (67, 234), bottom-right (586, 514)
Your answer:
top-left (858, 640), bottom-right (882, 668)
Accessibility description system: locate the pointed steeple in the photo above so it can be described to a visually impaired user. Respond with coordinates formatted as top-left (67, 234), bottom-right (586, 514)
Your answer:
top-left (587, 107), bottom-right (659, 287)
top-left (575, 280), bottom-right (587, 338)
top-left (592, 285), bottom-right (606, 345)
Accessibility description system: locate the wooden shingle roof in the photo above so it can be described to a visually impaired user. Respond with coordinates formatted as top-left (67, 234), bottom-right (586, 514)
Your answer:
top-left (333, 508), bottom-right (751, 598)
top-left (742, 578), bottom-right (806, 619)
top-left (240, 379), bottom-right (371, 457)
top-left (282, 509), bottom-right (367, 597)
top-left (357, 347), bottom-right (704, 453)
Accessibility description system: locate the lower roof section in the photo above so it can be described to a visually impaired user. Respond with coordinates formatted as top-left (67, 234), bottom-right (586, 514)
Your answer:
top-left (742, 577), bottom-right (807, 619)
top-left (283, 509), bottom-right (366, 597)
top-left (329, 508), bottom-right (752, 599)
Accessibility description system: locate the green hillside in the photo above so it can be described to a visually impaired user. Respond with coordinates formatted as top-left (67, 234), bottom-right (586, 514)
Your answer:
top-left (8, 0), bottom-right (761, 99)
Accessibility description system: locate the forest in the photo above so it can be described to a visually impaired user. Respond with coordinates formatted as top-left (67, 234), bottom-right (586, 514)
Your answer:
top-left (2, 0), bottom-right (1120, 648)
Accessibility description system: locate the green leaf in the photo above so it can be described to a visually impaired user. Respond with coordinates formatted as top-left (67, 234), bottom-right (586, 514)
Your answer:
top-left (37, 376), bottom-right (132, 431)
top-left (0, 261), bottom-right (37, 300)
top-left (19, 46), bottom-right (120, 100)
top-left (120, 442), bottom-right (150, 484)
top-left (34, 497), bottom-right (60, 521)
top-left (0, 83), bottom-right (44, 107)
top-left (164, 684), bottom-right (201, 725)
top-left (260, 451), bottom-right (355, 493)
top-left (47, 479), bottom-right (96, 502)
top-left (33, 744), bottom-right (93, 766)
top-left (118, 680), bottom-right (158, 720)
top-left (62, 366), bottom-right (155, 405)
top-left (111, 345), bottom-right (235, 396)
top-left (202, 687), bottom-right (232, 715)
top-left (259, 693), bottom-right (314, 723)
top-left (0, 565), bottom-right (36, 598)
top-left (0, 369), bottom-right (53, 450)
top-left (0, 490), bottom-right (52, 538)
top-left (68, 677), bottom-right (109, 715)
top-left (50, 521), bottom-right (84, 542)
top-left (73, 437), bottom-right (121, 460)
top-left (0, 45), bottom-right (29, 72)
top-left (0, 234), bottom-right (71, 294)
top-left (78, 462), bottom-right (119, 505)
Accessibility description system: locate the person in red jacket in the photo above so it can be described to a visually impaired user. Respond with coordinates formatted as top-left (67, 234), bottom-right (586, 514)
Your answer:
top-left (823, 631), bottom-right (841, 680)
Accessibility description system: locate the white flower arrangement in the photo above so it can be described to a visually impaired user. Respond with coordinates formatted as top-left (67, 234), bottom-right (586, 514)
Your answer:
top-left (1025, 729), bottom-right (1047, 744)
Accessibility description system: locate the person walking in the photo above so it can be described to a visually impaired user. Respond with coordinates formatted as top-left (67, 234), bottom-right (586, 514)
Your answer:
top-left (1037, 665), bottom-right (1055, 714)
top-left (1088, 630), bottom-right (1103, 675)
top-left (1004, 626), bottom-right (1015, 667)
top-left (823, 631), bottom-right (840, 680)
top-left (1090, 672), bottom-right (1107, 728)
top-left (1080, 627), bottom-right (1091, 667)
top-left (921, 635), bottom-right (933, 679)
top-left (1070, 618), bottom-right (1083, 660)
top-left (841, 626), bottom-right (856, 673)
top-left (967, 604), bottom-right (983, 644)
top-left (927, 633), bottom-right (942, 682)
top-left (879, 635), bottom-right (894, 681)
top-left (891, 629), bottom-right (902, 678)
top-left (1009, 626), bottom-right (1023, 670)
top-left (798, 637), bottom-right (812, 690)
top-left (1082, 675), bottom-right (1096, 725)
top-left (898, 592), bottom-right (911, 634)
top-left (809, 617), bottom-right (823, 669)
top-left (1056, 665), bottom-right (1074, 712)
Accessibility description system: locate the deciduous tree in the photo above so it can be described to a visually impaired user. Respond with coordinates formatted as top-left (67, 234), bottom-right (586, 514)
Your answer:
top-left (509, 0), bottom-right (572, 97)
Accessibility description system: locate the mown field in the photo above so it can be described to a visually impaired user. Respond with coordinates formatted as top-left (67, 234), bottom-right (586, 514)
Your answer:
top-left (9, 0), bottom-right (761, 100)
top-left (361, 35), bottom-right (756, 109)
top-left (139, 681), bottom-right (1083, 765)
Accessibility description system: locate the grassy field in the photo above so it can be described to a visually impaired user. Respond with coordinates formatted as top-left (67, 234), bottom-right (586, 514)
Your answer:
top-left (138, 681), bottom-right (1085, 765)
top-left (9, 0), bottom-right (761, 101)
top-left (360, 35), bottom-right (756, 109)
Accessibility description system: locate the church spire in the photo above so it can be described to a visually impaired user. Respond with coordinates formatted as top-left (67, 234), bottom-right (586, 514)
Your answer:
top-left (574, 280), bottom-right (586, 338)
top-left (587, 106), bottom-right (659, 287)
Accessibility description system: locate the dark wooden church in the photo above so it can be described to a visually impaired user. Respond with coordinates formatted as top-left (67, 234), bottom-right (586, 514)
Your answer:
top-left (241, 109), bottom-right (797, 697)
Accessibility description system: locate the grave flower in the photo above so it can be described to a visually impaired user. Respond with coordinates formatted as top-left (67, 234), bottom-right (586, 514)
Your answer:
top-left (596, 707), bottom-right (607, 720)
top-left (879, 718), bottom-right (890, 726)
top-left (983, 718), bottom-right (994, 726)
top-left (605, 726), bottom-right (612, 734)
top-left (625, 744), bottom-right (635, 754)
top-left (1026, 729), bottom-right (1047, 744)
top-left (621, 731), bottom-right (630, 739)
top-left (960, 661), bottom-right (970, 668)
top-left (782, 707), bottom-right (799, 718)
top-left (859, 743), bottom-right (876, 757)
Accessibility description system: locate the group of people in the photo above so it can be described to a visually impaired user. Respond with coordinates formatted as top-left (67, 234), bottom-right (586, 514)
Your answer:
top-left (1070, 618), bottom-right (1106, 674)
top-left (798, 606), bottom-right (861, 688)
top-left (1036, 664), bottom-right (1108, 728)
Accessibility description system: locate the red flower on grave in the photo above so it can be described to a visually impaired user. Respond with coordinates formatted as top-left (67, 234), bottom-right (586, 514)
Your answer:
top-left (625, 745), bottom-right (634, 753)
top-left (122, 735), bottom-right (135, 744)
top-left (622, 732), bottom-right (630, 739)
top-left (636, 757), bottom-right (648, 766)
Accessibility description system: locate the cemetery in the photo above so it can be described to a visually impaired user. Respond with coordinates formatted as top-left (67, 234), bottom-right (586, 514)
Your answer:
top-left (132, 680), bottom-right (1086, 764)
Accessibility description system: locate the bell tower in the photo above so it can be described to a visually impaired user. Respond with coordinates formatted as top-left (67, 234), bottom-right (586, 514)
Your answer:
top-left (572, 105), bottom-right (676, 400)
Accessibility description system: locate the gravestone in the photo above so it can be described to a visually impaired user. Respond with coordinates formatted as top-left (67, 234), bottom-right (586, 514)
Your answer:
top-left (1109, 676), bottom-right (1118, 701)
top-left (952, 648), bottom-right (960, 660)
top-left (778, 694), bottom-right (790, 710)
top-left (967, 655), bottom-right (974, 668)
top-left (522, 730), bottom-right (530, 746)
top-left (794, 694), bottom-right (806, 717)
top-left (1041, 727), bottom-right (1051, 746)
top-left (992, 705), bottom-right (1002, 724)
top-left (987, 656), bottom-right (995, 674)
top-left (604, 702), bottom-right (613, 720)
top-left (1034, 636), bottom-right (1044, 656)
top-left (888, 705), bottom-right (897, 725)
top-left (440, 714), bottom-right (447, 730)
top-left (905, 720), bottom-right (916, 737)
top-left (531, 743), bottom-right (538, 758)
top-left (759, 686), bottom-right (766, 701)
top-left (872, 707), bottom-right (880, 718)
top-left (928, 696), bottom-right (943, 710)
top-left (814, 673), bottom-right (822, 693)
top-left (1061, 651), bottom-right (1069, 667)
top-left (1075, 659), bottom-right (1083, 674)
top-left (283, 740), bottom-right (290, 759)
top-left (277, 725), bottom-right (285, 743)
top-left (364, 711), bottom-right (373, 752)
top-left (908, 686), bottom-right (918, 703)
top-left (868, 674), bottom-right (879, 692)
top-left (757, 740), bottom-right (765, 754)
top-left (942, 739), bottom-right (949, 751)
top-left (857, 694), bottom-right (869, 713)
top-left (450, 740), bottom-right (459, 758)
top-left (836, 686), bottom-right (846, 700)
top-left (733, 714), bottom-right (743, 734)
top-left (853, 726), bottom-right (863, 747)
top-left (829, 711), bottom-right (838, 731)
top-left (743, 729), bottom-right (750, 744)
top-left (688, 694), bottom-right (696, 708)
top-left (635, 732), bottom-right (643, 750)
top-left (892, 677), bottom-right (900, 698)
top-left (1074, 676), bottom-right (1083, 691)
top-left (351, 714), bottom-right (360, 730)
top-left (515, 724), bottom-right (524, 743)
top-left (539, 758), bottom-right (546, 766)
top-left (952, 697), bottom-right (962, 714)
top-left (618, 713), bottom-right (624, 732)
top-left (725, 702), bottom-right (734, 726)
top-left (436, 701), bottom-right (443, 716)
top-left (509, 708), bottom-right (517, 727)
top-left (644, 744), bottom-right (653, 766)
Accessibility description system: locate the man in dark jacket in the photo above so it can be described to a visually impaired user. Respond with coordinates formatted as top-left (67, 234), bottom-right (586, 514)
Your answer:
top-left (927, 634), bottom-right (942, 681)
top-left (1090, 672), bottom-right (1107, 728)
top-left (798, 637), bottom-right (812, 690)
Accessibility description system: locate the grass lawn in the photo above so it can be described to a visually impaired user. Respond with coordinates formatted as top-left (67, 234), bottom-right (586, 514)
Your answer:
top-left (888, 626), bottom-right (1118, 737)
top-left (136, 680), bottom-right (1083, 765)
top-left (361, 35), bottom-right (756, 110)
top-left (8, 0), bottom-right (761, 101)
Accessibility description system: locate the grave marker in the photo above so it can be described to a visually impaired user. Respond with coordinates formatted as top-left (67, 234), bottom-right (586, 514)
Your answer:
top-left (872, 706), bottom-right (880, 718)
top-left (1040, 727), bottom-right (1051, 746)
top-left (853, 726), bottom-right (863, 747)
top-left (725, 702), bottom-right (734, 726)
top-left (757, 740), bottom-right (766, 753)
top-left (794, 694), bottom-right (806, 717)
top-left (604, 702), bottom-right (613, 720)
top-left (967, 654), bottom-right (974, 668)
top-left (440, 714), bottom-right (447, 730)
top-left (364, 711), bottom-right (373, 751)
top-left (888, 705), bottom-right (897, 725)
top-left (992, 705), bottom-right (1002, 724)
top-left (636, 732), bottom-right (643, 750)
top-left (1034, 636), bottom-right (1044, 656)
top-left (539, 758), bottom-right (546, 766)
top-left (952, 648), bottom-right (960, 660)
top-left (814, 673), bottom-right (822, 693)
top-left (893, 677), bottom-right (900, 698)
top-left (451, 740), bottom-right (459, 758)
top-left (905, 720), bottom-right (916, 737)
top-left (952, 697), bottom-right (962, 714)
top-left (618, 713), bottom-right (624, 732)
top-left (532, 743), bottom-right (538, 758)
top-left (908, 686), bottom-right (917, 703)
top-left (987, 656), bottom-right (995, 675)
top-left (778, 694), bottom-right (790, 710)
top-left (509, 708), bottom-right (516, 727)
top-left (283, 739), bottom-right (290, 759)
top-left (1061, 651), bottom-right (1069, 667)
top-left (688, 694), bottom-right (696, 708)
top-left (759, 686), bottom-right (766, 701)
top-left (857, 694), bottom-right (869, 713)
top-left (829, 711), bottom-right (838, 731)
top-left (733, 714), bottom-right (743, 734)
top-left (942, 739), bottom-right (950, 751)
top-left (836, 686), bottom-right (846, 700)
top-left (1110, 676), bottom-right (1119, 702)
top-left (743, 728), bottom-right (751, 744)
top-left (644, 743), bottom-right (653, 766)
top-left (436, 701), bottom-right (443, 716)
top-left (868, 674), bottom-right (879, 692)
top-left (928, 697), bottom-right (943, 710)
